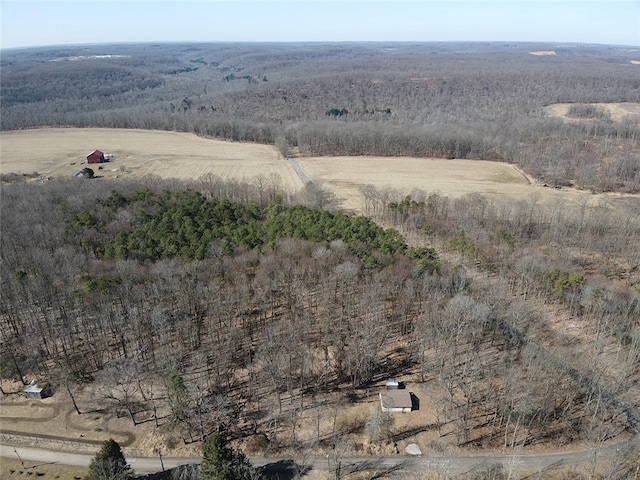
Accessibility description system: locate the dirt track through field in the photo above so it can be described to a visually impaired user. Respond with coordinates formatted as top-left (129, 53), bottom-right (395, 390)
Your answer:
top-left (0, 400), bottom-right (135, 447)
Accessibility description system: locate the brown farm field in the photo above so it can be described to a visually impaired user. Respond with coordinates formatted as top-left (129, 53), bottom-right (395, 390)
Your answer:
top-left (298, 156), bottom-right (542, 212)
top-left (0, 128), bottom-right (301, 188)
top-left (0, 128), bottom-right (631, 212)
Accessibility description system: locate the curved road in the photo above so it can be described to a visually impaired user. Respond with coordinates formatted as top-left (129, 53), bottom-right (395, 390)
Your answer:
top-left (2, 436), bottom-right (638, 475)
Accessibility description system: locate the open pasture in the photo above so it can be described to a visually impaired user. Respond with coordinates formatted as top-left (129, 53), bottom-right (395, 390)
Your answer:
top-left (1, 128), bottom-right (625, 212)
top-left (0, 128), bottom-right (301, 189)
top-left (298, 155), bottom-right (544, 212)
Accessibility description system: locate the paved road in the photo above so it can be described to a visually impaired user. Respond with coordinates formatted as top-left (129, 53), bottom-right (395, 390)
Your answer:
top-left (0, 444), bottom-right (195, 472)
top-left (3, 436), bottom-right (638, 475)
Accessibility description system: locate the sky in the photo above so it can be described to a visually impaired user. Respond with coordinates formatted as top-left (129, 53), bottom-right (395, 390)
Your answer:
top-left (1, 0), bottom-right (638, 49)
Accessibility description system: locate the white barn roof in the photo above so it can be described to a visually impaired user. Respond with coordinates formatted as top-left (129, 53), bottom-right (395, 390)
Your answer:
top-left (24, 381), bottom-right (44, 394)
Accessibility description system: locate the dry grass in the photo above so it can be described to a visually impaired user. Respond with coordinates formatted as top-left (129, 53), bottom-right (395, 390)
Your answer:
top-left (544, 102), bottom-right (640, 123)
top-left (299, 156), bottom-right (535, 212)
top-left (0, 377), bottom-right (153, 459)
top-left (0, 457), bottom-right (87, 480)
top-left (0, 377), bottom-right (513, 462)
top-left (297, 155), bottom-right (623, 212)
top-left (0, 128), bottom-right (302, 191)
top-left (2, 128), bottom-right (633, 214)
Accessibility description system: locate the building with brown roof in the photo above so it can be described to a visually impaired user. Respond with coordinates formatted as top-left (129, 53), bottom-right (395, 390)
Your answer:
top-left (379, 389), bottom-right (412, 413)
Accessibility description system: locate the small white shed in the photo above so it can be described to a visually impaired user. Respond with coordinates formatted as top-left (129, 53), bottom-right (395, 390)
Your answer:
top-left (23, 380), bottom-right (50, 400)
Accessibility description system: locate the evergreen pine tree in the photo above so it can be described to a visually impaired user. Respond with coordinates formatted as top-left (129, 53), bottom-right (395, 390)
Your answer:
top-left (198, 434), bottom-right (258, 480)
top-left (86, 438), bottom-right (133, 480)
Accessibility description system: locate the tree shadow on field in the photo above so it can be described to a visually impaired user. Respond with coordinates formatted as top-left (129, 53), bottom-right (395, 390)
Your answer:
top-left (137, 464), bottom-right (199, 480)
top-left (342, 459), bottom-right (412, 478)
top-left (392, 422), bottom-right (438, 442)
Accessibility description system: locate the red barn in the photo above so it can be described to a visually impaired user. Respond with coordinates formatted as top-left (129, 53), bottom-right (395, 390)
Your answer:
top-left (87, 150), bottom-right (105, 164)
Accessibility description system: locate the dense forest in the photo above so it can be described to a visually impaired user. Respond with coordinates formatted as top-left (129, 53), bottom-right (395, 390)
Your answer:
top-left (1, 43), bottom-right (640, 478)
top-left (1, 42), bottom-right (639, 192)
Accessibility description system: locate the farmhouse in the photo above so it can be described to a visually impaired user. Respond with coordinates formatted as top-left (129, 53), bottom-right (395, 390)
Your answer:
top-left (87, 150), bottom-right (105, 164)
top-left (379, 389), bottom-right (413, 413)
top-left (23, 380), bottom-right (51, 400)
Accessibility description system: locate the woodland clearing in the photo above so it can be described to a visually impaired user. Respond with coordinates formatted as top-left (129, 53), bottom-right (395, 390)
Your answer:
top-left (543, 101), bottom-right (640, 123)
top-left (0, 377), bottom-right (455, 460)
top-left (2, 377), bottom-right (633, 480)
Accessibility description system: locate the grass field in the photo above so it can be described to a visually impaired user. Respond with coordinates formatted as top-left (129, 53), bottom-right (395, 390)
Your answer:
top-left (1, 127), bottom-right (632, 213)
top-left (544, 102), bottom-right (640, 123)
top-left (0, 128), bottom-right (301, 189)
top-left (298, 155), bottom-right (538, 211)
top-left (0, 457), bottom-right (87, 480)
